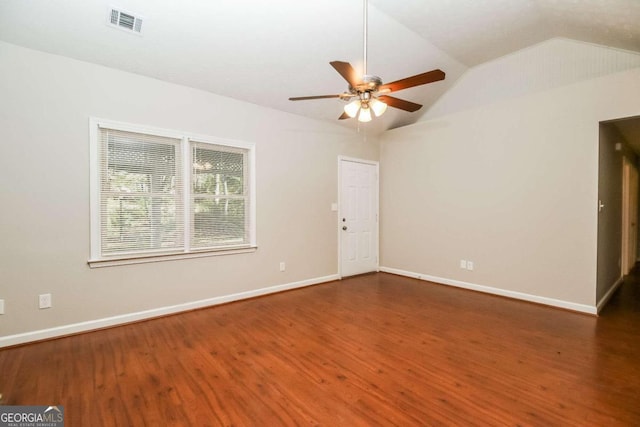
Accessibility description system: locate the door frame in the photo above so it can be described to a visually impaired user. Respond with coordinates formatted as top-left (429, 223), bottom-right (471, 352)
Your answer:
top-left (337, 156), bottom-right (380, 278)
top-left (621, 156), bottom-right (638, 275)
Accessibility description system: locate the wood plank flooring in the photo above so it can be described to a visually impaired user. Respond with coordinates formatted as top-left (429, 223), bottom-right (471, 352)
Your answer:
top-left (1, 272), bottom-right (639, 426)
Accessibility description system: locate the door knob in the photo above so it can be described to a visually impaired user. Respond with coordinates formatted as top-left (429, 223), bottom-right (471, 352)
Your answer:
top-left (342, 226), bottom-right (347, 231)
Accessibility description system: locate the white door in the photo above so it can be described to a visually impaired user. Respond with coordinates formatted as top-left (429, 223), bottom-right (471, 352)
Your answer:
top-left (339, 158), bottom-right (378, 277)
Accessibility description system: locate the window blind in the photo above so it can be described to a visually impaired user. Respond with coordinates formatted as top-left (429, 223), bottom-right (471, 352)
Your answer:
top-left (91, 119), bottom-right (254, 263)
top-left (99, 128), bottom-right (183, 255)
top-left (191, 142), bottom-right (249, 249)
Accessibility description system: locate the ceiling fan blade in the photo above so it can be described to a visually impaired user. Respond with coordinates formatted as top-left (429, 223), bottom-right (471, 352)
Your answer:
top-left (378, 95), bottom-right (422, 112)
top-left (330, 61), bottom-right (360, 88)
top-left (379, 69), bottom-right (445, 93)
top-left (289, 94), bottom-right (342, 101)
top-left (338, 112), bottom-right (350, 120)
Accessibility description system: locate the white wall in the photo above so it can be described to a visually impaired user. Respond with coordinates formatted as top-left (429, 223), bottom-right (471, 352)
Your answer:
top-left (380, 55), bottom-right (640, 311)
top-left (0, 41), bottom-right (379, 344)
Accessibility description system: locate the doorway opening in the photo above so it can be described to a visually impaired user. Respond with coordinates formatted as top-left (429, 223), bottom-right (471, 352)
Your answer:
top-left (597, 115), bottom-right (640, 311)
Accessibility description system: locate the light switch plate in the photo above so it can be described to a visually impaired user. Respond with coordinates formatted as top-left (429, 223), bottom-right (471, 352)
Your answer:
top-left (39, 293), bottom-right (52, 309)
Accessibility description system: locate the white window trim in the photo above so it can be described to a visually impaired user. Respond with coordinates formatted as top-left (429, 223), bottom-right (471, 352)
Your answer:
top-left (88, 117), bottom-right (257, 268)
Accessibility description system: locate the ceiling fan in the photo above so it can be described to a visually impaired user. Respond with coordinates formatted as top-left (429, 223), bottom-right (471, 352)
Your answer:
top-left (289, 0), bottom-right (445, 123)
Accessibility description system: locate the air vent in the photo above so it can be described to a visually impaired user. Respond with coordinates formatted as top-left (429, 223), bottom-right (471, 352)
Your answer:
top-left (108, 6), bottom-right (144, 35)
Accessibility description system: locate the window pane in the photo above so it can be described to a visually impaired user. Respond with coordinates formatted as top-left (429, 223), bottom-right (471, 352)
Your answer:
top-left (107, 138), bottom-right (178, 194)
top-left (192, 146), bottom-right (244, 195)
top-left (100, 128), bottom-right (183, 255)
top-left (190, 142), bottom-right (249, 250)
top-left (192, 197), bottom-right (246, 248)
top-left (102, 195), bottom-right (181, 254)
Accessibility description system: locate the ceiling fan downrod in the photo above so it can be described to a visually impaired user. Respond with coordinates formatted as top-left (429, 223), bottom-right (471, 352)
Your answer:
top-left (348, 0), bottom-right (386, 122)
top-left (359, 0), bottom-right (382, 90)
top-left (363, 0), bottom-right (368, 76)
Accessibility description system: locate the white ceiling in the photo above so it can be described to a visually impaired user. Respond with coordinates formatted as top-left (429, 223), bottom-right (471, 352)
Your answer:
top-left (372, 0), bottom-right (640, 66)
top-left (1, 0), bottom-right (639, 133)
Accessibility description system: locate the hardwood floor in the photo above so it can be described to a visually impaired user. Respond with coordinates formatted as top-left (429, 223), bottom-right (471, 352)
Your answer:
top-left (1, 272), bottom-right (639, 426)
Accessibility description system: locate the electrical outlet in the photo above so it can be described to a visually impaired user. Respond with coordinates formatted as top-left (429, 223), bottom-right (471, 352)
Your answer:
top-left (0, 299), bottom-right (4, 315)
top-left (459, 260), bottom-right (467, 269)
top-left (467, 261), bottom-right (474, 271)
top-left (279, 262), bottom-right (286, 272)
top-left (39, 293), bottom-right (52, 309)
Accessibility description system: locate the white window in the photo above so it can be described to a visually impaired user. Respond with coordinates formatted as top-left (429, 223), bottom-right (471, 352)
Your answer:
top-left (89, 118), bottom-right (255, 266)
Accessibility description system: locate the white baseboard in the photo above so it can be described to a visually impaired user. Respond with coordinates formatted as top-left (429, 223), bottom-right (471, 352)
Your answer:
top-left (596, 275), bottom-right (624, 314)
top-left (380, 266), bottom-right (597, 315)
top-left (0, 274), bottom-right (340, 348)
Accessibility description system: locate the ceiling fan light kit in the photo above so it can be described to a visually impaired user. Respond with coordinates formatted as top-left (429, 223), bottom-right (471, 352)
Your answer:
top-left (344, 91), bottom-right (388, 122)
top-left (288, 0), bottom-right (445, 123)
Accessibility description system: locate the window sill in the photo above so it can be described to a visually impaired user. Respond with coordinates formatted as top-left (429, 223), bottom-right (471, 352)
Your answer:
top-left (88, 246), bottom-right (258, 268)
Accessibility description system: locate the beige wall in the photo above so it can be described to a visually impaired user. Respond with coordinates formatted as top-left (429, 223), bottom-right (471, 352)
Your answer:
top-left (380, 67), bottom-right (640, 310)
top-left (0, 42), bottom-right (379, 342)
top-left (2, 38), bottom-right (640, 344)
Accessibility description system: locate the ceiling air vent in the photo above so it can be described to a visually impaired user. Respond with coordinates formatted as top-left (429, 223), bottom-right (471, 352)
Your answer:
top-left (108, 6), bottom-right (144, 35)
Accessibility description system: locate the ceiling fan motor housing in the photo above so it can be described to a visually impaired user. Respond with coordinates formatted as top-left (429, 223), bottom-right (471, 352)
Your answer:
top-left (353, 74), bottom-right (383, 93)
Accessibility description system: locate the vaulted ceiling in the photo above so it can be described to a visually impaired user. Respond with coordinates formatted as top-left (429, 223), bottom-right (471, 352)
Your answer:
top-left (372, 0), bottom-right (640, 66)
top-left (1, 0), bottom-right (639, 133)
